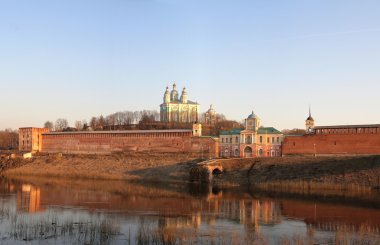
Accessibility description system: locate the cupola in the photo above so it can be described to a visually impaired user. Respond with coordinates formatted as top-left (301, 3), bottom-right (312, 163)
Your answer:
top-left (163, 86), bottom-right (170, 103)
top-left (180, 87), bottom-right (188, 103)
top-left (170, 82), bottom-right (179, 102)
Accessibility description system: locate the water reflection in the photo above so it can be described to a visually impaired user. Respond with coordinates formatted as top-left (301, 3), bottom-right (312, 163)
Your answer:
top-left (0, 177), bottom-right (380, 244)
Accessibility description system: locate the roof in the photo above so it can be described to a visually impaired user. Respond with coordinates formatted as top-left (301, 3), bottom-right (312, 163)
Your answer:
top-left (314, 124), bottom-right (380, 130)
top-left (247, 111), bottom-right (259, 119)
top-left (43, 129), bottom-right (192, 135)
top-left (162, 100), bottom-right (199, 105)
top-left (219, 128), bottom-right (243, 135)
top-left (257, 127), bottom-right (282, 135)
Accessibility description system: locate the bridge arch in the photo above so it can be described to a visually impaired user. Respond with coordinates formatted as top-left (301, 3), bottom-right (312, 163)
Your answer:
top-left (212, 168), bottom-right (222, 176)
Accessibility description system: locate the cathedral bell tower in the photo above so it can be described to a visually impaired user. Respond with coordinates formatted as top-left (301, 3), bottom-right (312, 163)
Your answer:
top-left (305, 107), bottom-right (315, 134)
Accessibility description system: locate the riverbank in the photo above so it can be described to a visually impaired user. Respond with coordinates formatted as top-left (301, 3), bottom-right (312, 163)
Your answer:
top-left (209, 155), bottom-right (380, 191)
top-left (1, 152), bottom-right (201, 182)
top-left (2, 153), bottom-right (380, 190)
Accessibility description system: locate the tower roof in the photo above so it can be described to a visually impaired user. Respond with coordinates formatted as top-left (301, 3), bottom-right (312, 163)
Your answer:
top-left (306, 106), bottom-right (314, 121)
top-left (248, 110), bottom-right (259, 119)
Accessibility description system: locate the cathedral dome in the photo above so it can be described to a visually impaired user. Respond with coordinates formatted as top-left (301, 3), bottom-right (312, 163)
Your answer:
top-left (248, 111), bottom-right (259, 119)
top-left (163, 86), bottom-right (170, 103)
top-left (207, 104), bottom-right (215, 113)
top-left (170, 82), bottom-right (178, 101)
top-left (180, 87), bottom-right (188, 103)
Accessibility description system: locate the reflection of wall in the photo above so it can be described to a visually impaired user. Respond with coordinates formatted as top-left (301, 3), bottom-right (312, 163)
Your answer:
top-left (281, 200), bottom-right (380, 232)
top-left (16, 184), bottom-right (42, 213)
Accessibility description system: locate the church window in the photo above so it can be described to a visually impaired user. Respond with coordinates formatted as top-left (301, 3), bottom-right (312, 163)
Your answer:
top-left (246, 136), bottom-right (252, 144)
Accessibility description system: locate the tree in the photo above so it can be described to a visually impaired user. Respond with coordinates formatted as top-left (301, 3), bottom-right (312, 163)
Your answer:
top-left (55, 118), bottom-right (69, 132)
top-left (0, 129), bottom-right (18, 150)
top-left (282, 128), bottom-right (306, 135)
top-left (74, 121), bottom-right (83, 131)
top-left (89, 117), bottom-right (98, 131)
top-left (44, 121), bottom-right (54, 131)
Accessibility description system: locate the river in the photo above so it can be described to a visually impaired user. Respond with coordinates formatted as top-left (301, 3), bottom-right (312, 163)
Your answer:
top-left (0, 176), bottom-right (379, 244)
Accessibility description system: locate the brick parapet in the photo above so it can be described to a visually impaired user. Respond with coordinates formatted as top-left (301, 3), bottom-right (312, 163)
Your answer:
top-left (283, 133), bottom-right (380, 155)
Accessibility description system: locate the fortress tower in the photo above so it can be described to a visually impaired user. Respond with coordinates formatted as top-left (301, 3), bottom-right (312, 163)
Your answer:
top-left (305, 107), bottom-right (315, 134)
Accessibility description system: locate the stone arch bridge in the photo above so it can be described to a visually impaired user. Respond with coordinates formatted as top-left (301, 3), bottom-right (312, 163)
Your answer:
top-left (189, 160), bottom-right (224, 183)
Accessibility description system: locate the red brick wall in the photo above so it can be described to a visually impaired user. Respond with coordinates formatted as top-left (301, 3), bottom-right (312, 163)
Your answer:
top-left (41, 133), bottom-right (219, 156)
top-left (283, 133), bottom-right (380, 155)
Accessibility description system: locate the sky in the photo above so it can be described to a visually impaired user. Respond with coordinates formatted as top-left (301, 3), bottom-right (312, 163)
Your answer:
top-left (1, 0), bottom-right (380, 130)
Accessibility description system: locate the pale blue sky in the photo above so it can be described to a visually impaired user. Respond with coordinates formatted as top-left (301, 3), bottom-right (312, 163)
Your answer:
top-left (1, 0), bottom-right (380, 130)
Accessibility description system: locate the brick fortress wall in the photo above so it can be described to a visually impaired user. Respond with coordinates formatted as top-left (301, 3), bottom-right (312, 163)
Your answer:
top-left (283, 130), bottom-right (380, 155)
top-left (41, 130), bottom-right (219, 157)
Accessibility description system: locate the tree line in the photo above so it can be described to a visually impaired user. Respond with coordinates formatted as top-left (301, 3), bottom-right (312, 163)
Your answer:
top-left (44, 110), bottom-right (160, 132)
top-left (43, 109), bottom-right (243, 135)
top-left (0, 129), bottom-right (18, 150)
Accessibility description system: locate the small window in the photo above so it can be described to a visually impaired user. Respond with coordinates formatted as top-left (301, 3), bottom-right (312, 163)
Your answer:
top-left (293, 142), bottom-right (296, 146)
top-left (267, 137), bottom-right (269, 143)
top-left (235, 136), bottom-right (239, 143)
top-left (230, 138), bottom-right (232, 143)
top-left (222, 138), bottom-right (224, 143)
top-left (260, 136), bottom-right (262, 143)
top-left (272, 137), bottom-right (274, 143)
top-left (277, 137), bottom-right (279, 143)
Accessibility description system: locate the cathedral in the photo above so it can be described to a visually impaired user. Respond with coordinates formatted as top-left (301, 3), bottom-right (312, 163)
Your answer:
top-left (160, 83), bottom-right (200, 123)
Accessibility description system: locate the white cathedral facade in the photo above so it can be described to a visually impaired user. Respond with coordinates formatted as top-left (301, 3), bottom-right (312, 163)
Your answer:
top-left (160, 83), bottom-right (200, 123)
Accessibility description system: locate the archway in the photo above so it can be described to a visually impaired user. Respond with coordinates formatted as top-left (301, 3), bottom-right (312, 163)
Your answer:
top-left (212, 168), bottom-right (222, 176)
top-left (244, 146), bottom-right (253, 158)
top-left (259, 149), bottom-right (263, 157)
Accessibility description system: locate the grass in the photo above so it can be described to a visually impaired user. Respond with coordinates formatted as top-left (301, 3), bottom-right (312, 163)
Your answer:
top-left (0, 206), bottom-right (120, 245)
top-left (3, 152), bottom-right (197, 182)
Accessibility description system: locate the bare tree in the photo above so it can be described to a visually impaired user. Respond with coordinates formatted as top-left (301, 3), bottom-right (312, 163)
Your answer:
top-left (74, 121), bottom-right (83, 131)
top-left (55, 118), bottom-right (69, 132)
top-left (44, 121), bottom-right (54, 131)
top-left (0, 129), bottom-right (19, 150)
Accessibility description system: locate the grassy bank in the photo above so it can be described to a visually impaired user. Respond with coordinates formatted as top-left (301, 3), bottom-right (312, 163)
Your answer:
top-left (2, 154), bottom-right (380, 191)
top-left (209, 155), bottom-right (380, 191)
top-left (1, 152), bottom-right (200, 182)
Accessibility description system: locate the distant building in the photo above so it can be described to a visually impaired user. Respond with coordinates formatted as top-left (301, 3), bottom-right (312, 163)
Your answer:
top-left (204, 104), bottom-right (217, 126)
top-left (19, 127), bottom-right (49, 152)
top-left (219, 111), bottom-right (284, 158)
top-left (160, 83), bottom-right (200, 123)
